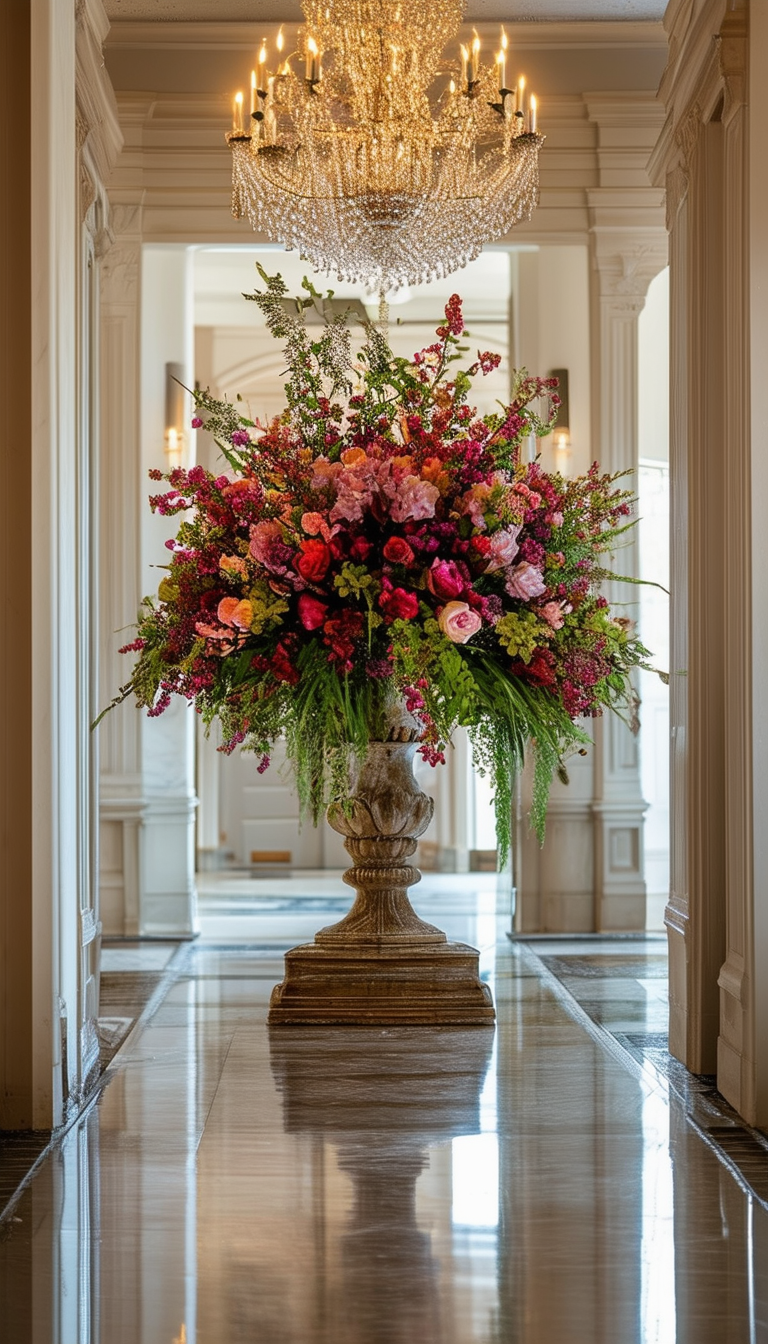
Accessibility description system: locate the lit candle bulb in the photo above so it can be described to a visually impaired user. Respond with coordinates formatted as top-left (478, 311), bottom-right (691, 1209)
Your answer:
top-left (276, 26), bottom-right (285, 73)
top-left (306, 35), bottom-right (319, 82)
top-left (529, 93), bottom-right (537, 133)
top-left (460, 44), bottom-right (468, 89)
top-left (499, 26), bottom-right (507, 92)
top-left (233, 90), bottom-right (244, 134)
top-left (258, 40), bottom-right (268, 90)
top-left (470, 30), bottom-right (480, 84)
top-left (250, 69), bottom-right (257, 116)
top-left (516, 75), bottom-right (525, 117)
top-left (449, 77), bottom-right (456, 94)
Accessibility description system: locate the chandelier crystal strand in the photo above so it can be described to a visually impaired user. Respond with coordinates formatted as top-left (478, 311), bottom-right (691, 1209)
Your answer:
top-left (228, 1), bottom-right (544, 289)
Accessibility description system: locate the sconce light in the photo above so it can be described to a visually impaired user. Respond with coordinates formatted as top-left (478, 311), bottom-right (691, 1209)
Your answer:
top-left (550, 367), bottom-right (571, 473)
top-left (164, 362), bottom-right (186, 467)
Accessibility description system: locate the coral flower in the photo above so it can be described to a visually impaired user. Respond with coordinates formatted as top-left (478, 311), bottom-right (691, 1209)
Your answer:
top-left (341, 447), bottom-right (368, 467)
top-left (218, 597), bottom-right (253, 630)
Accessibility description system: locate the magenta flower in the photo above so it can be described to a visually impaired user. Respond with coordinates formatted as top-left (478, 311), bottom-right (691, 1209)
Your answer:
top-left (426, 558), bottom-right (467, 602)
top-left (297, 594), bottom-right (328, 630)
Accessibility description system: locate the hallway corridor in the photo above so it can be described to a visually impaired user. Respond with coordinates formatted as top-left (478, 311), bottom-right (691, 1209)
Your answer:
top-left (1, 882), bottom-right (766, 1343)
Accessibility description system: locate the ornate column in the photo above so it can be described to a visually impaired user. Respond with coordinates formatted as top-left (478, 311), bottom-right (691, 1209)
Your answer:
top-left (99, 203), bottom-right (145, 935)
top-left (0, 0), bottom-right (120, 1127)
top-left (586, 96), bottom-right (668, 932)
top-left (74, 0), bottom-right (123, 1095)
top-left (648, 0), bottom-right (768, 1116)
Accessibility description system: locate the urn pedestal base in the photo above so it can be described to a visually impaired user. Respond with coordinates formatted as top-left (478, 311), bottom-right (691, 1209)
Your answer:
top-left (268, 938), bottom-right (495, 1025)
top-left (267, 710), bottom-right (496, 1027)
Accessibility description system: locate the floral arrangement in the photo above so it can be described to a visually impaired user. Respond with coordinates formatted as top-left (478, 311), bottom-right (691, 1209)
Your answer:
top-left (110, 270), bottom-right (649, 863)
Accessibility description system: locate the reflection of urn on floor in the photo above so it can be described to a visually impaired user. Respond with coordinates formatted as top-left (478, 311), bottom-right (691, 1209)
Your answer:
top-left (269, 705), bottom-right (495, 1025)
top-left (269, 1026), bottom-right (494, 1344)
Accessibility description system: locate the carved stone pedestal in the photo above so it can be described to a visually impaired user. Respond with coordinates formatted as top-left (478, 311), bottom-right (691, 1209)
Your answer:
top-left (268, 710), bottom-right (495, 1026)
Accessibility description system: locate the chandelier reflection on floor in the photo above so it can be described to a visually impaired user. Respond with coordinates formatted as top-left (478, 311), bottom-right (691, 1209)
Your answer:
top-left (227, 0), bottom-right (543, 292)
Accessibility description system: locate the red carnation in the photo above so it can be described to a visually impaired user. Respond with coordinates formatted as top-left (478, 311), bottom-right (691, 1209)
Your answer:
top-left (350, 535), bottom-right (373, 562)
top-left (383, 536), bottom-right (416, 566)
top-left (297, 594), bottom-right (328, 631)
top-left (469, 534), bottom-right (492, 558)
top-left (272, 642), bottom-right (300, 685)
top-left (295, 538), bottom-right (331, 583)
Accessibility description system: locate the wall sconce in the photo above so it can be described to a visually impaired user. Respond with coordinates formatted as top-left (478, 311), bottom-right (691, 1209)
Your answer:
top-left (550, 366), bottom-right (571, 473)
top-left (164, 361), bottom-right (186, 467)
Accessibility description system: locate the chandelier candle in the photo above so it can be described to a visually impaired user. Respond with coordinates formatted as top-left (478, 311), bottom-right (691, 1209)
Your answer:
top-left (226, 0), bottom-right (543, 291)
top-left (498, 27), bottom-right (508, 95)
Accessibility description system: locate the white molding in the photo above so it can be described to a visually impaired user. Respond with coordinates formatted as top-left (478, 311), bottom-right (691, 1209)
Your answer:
top-left (104, 18), bottom-right (667, 51)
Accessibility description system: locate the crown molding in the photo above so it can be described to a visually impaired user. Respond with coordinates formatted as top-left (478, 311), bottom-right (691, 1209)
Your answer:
top-left (105, 18), bottom-right (667, 51)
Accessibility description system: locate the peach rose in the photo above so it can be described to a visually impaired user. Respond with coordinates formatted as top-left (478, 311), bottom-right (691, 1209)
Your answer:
top-left (218, 597), bottom-right (253, 630)
top-left (438, 600), bottom-right (482, 644)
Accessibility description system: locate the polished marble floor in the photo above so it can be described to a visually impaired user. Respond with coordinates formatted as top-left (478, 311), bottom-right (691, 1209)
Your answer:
top-left (1, 877), bottom-right (768, 1343)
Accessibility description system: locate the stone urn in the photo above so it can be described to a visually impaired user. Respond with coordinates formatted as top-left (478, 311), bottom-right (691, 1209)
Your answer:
top-left (268, 703), bottom-right (495, 1025)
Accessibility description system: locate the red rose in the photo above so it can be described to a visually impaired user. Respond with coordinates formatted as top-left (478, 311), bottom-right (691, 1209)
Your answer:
top-left (297, 594), bottom-right (328, 630)
top-left (383, 536), bottom-right (415, 566)
top-left (295, 538), bottom-right (331, 583)
top-left (426, 558), bottom-right (466, 601)
top-left (379, 586), bottom-right (420, 622)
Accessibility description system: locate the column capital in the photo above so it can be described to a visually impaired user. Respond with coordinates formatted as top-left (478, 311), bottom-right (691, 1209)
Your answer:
top-left (587, 191), bottom-right (669, 304)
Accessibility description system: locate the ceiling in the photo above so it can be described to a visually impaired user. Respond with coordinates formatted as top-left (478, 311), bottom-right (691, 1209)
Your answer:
top-left (104, 0), bottom-right (667, 21)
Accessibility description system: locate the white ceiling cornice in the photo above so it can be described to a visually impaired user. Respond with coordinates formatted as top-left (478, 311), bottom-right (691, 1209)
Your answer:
top-left (105, 18), bottom-right (667, 51)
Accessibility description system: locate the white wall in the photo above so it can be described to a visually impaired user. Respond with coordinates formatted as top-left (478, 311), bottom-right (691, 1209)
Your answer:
top-left (514, 244), bottom-right (592, 475)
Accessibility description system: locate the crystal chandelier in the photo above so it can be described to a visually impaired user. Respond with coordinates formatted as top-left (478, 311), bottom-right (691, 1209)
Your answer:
top-left (226, 0), bottom-right (543, 293)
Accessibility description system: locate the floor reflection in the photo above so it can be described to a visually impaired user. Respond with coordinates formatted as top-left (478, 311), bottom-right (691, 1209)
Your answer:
top-left (268, 1027), bottom-right (494, 1344)
top-left (1, 885), bottom-right (768, 1342)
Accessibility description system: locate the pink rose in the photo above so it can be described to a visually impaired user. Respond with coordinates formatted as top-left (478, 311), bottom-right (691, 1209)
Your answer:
top-left (486, 525), bottom-right (522, 572)
top-left (388, 475), bottom-right (440, 523)
top-left (426, 558), bottom-right (466, 602)
top-left (505, 562), bottom-right (547, 601)
top-left (438, 601), bottom-right (482, 644)
top-left (297, 593), bottom-right (329, 630)
top-left (539, 600), bottom-right (566, 630)
top-left (249, 520), bottom-right (292, 574)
